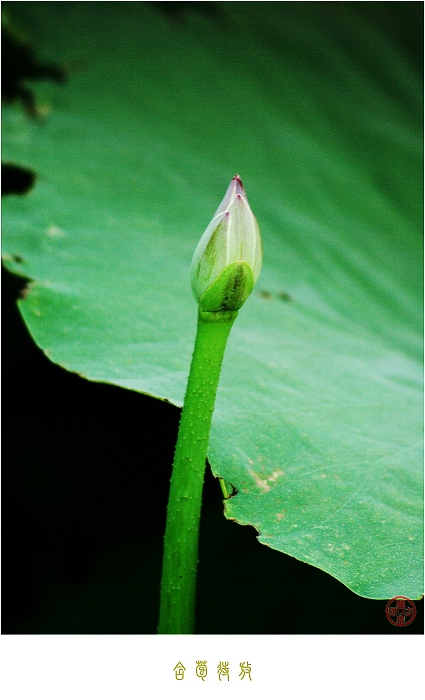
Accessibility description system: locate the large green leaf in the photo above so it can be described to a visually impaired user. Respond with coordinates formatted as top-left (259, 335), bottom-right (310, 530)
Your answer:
top-left (2, 1), bottom-right (423, 598)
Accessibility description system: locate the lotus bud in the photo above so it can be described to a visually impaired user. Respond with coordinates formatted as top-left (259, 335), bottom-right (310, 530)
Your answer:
top-left (191, 175), bottom-right (262, 313)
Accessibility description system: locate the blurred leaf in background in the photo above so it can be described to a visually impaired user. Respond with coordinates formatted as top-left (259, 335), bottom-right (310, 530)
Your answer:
top-left (2, 1), bottom-right (423, 630)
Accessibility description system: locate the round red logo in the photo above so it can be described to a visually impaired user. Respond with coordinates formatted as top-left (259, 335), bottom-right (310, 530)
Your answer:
top-left (385, 596), bottom-right (417, 627)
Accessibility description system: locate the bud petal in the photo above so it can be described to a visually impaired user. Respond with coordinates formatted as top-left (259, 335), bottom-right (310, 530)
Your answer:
top-left (191, 175), bottom-right (262, 312)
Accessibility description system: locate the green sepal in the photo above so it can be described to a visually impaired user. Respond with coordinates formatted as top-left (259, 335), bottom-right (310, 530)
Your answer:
top-left (198, 261), bottom-right (255, 312)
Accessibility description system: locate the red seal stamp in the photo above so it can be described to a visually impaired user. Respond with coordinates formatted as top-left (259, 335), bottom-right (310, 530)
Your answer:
top-left (385, 596), bottom-right (417, 627)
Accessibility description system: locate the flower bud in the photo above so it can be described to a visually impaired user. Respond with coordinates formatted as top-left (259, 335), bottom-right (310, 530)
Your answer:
top-left (191, 175), bottom-right (262, 313)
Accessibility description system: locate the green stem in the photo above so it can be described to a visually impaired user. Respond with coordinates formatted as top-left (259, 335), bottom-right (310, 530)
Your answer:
top-left (158, 308), bottom-right (238, 634)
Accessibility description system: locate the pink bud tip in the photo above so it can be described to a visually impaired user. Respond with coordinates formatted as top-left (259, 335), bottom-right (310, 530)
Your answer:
top-left (232, 174), bottom-right (245, 195)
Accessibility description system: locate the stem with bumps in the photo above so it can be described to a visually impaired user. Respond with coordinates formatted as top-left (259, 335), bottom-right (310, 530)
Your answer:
top-left (158, 308), bottom-right (237, 634)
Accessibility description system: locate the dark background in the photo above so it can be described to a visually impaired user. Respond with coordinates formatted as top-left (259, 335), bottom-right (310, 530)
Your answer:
top-left (2, 1), bottom-right (423, 635)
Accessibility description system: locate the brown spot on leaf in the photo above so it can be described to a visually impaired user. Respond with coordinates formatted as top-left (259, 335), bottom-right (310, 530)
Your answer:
top-left (18, 281), bottom-right (33, 299)
top-left (258, 290), bottom-right (272, 300)
top-left (249, 469), bottom-right (271, 493)
top-left (267, 469), bottom-right (284, 484)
